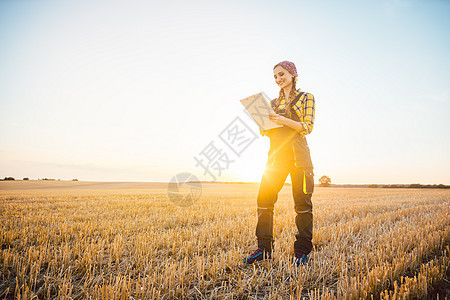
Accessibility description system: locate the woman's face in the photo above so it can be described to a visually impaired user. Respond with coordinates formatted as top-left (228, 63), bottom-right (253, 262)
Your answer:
top-left (273, 65), bottom-right (293, 90)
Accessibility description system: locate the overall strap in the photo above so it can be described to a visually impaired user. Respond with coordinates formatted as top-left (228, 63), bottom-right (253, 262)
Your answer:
top-left (270, 99), bottom-right (278, 111)
top-left (270, 91), bottom-right (304, 109)
top-left (271, 91), bottom-right (306, 118)
top-left (287, 91), bottom-right (305, 111)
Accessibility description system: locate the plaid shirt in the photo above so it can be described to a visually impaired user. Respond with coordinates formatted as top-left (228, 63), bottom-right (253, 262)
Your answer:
top-left (263, 88), bottom-right (315, 135)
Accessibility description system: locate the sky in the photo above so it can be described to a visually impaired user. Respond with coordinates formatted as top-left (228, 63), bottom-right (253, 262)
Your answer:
top-left (1, 0), bottom-right (449, 184)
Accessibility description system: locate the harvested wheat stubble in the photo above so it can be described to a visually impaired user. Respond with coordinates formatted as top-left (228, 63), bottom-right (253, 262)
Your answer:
top-left (0, 184), bottom-right (449, 299)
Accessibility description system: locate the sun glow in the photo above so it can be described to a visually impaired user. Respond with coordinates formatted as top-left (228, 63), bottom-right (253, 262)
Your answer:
top-left (230, 141), bottom-right (270, 183)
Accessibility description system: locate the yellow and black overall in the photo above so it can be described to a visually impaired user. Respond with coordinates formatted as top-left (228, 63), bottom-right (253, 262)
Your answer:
top-left (257, 89), bottom-right (315, 255)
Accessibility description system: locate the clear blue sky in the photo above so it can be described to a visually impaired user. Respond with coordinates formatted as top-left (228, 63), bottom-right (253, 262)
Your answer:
top-left (1, 0), bottom-right (449, 184)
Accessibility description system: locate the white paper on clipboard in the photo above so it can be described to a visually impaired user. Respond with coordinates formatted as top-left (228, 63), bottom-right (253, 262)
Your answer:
top-left (240, 92), bottom-right (282, 131)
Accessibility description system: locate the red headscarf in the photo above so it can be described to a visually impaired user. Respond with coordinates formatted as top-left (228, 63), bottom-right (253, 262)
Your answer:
top-left (273, 60), bottom-right (298, 77)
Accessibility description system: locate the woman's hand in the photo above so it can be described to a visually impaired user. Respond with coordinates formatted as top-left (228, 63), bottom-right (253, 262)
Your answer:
top-left (269, 113), bottom-right (288, 126)
top-left (269, 113), bottom-right (307, 133)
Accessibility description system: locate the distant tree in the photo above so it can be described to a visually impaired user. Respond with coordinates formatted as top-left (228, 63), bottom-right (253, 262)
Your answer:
top-left (4, 177), bottom-right (15, 181)
top-left (408, 183), bottom-right (421, 188)
top-left (319, 175), bottom-right (331, 187)
top-left (72, 179), bottom-right (78, 181)
top-left (23, 178), bottom-right (29, 180)
top-left (368, 184), bottom-right (378, 188)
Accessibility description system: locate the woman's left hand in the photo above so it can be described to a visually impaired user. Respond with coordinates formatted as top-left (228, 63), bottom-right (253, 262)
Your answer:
top-left (269, 113), bottom-right (288, 125)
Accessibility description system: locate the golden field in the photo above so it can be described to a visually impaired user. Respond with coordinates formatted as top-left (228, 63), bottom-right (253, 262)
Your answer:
top-left (0, 181), bottom-right (449, 299)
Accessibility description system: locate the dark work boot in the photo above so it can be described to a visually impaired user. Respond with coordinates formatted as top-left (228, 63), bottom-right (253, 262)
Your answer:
top-left (243, 248), bottom-right (272, 264)
top-left (292, 251), bottom-right (308, 267)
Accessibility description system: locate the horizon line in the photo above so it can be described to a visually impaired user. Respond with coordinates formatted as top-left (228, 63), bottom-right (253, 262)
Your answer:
top-left (1, 178), bottom-right (449, 186)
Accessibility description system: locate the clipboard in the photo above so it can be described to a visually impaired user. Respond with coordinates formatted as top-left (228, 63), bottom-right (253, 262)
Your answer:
top-left (240, 92), bottom-right (282, 131)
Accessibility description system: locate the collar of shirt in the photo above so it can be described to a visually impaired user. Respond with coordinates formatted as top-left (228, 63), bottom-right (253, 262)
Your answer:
top-left (280, 88), bottom-right (303, 104)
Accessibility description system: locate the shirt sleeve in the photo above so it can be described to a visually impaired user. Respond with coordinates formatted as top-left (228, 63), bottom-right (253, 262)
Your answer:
top-left (292, 93), bottom-right (315, 135)
top-left (259, 128), bottom-right (265, 136)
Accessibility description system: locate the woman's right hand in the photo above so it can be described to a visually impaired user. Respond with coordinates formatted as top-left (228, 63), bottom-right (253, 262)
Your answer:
top-left (269, 113), bottom-right (288, 126)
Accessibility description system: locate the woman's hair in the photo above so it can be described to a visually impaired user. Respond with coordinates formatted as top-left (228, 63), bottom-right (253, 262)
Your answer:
top-left (275, 76), bottom-right (297, 115)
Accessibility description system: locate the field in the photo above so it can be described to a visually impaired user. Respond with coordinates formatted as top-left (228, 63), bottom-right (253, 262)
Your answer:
top-left (0, 181), bottom-right (449, 299)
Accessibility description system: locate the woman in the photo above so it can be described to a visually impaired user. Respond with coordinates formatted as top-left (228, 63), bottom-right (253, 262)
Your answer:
top-left (244, 60), bottom-right (315, 266)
